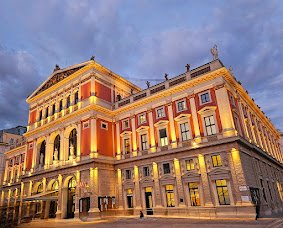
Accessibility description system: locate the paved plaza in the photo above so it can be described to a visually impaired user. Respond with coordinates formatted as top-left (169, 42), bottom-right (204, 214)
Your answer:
top-left (19, 217), bottom-right (283, 228)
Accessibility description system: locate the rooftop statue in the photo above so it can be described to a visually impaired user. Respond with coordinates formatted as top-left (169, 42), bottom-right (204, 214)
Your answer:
top-left (210, 45), bottom-right (218, 60)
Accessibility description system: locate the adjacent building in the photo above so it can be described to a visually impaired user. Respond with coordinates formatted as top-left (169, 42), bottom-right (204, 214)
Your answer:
top-left (0, 55), bottom-right (282, 223)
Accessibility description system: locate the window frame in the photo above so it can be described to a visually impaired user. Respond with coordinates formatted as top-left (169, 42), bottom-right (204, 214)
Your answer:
top-left (140, 134), bottom-right (148, 151)
top-left (186, 159), bottom-right (195, 171)
top-left (122, 119), bottom-right (130, 130)
top-left (204, 115), bottom-right (217, 136)
top-left (211, 154), bottom-right (222, 167)
top-left (215, 179), bottom-right (230, 205)
top-left (156, 107), bottom-right (166, 119)
top-left (143, 166), bottom-right (150, 177)
top-left (138, 113), bottom-right (147, 125)
top-left (163, 163), bottom-right (171, 174)
top-left (199, 91), bottom-right (211, 105)
top-left (176, 99), bottom-right (187, 112)
top-left (123, 138), bottom-right (131, 154)
top-left (165, 185), bottom-right (175, 207)
top-left (159, 128), bottom-right (168, 147)
top-left (188, 182), bottom-right (200, 206)
top-left (179, 122), bottom-right (191, 141)
top-left (125, 169), bottom-right (132, 180)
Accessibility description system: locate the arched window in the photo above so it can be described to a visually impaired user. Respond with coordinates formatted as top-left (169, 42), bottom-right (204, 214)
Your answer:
top-left (39, 141), bottom-right (46, 165)
top-left (53, 135), bottom-right (60, 161)
top-left (69, 129), bottom-right (77, 158)
top-left (37, 183), bottom-right (43, 194)
top-left (74, 91), bottom-right (79, 105)
top-left (51, 181), bottom-right (59, 191)
top-left (68, 177), bottom-right (76, 189)
top-left (66, 96), bottom-right (71, 108)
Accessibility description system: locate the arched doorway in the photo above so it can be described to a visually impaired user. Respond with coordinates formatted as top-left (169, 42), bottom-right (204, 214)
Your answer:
top-left (34, 183), bottom-right (43, 217)
top-left (67, 177), bottom-right (76, 218)
top-left (53, 135), bottom-right (60, 162)
top-left (69, 129), bottom-right (77, 159)
top-left (39, 141), bottom-right (46, 167)
top-left (49, 181), bottom-right (59, 218)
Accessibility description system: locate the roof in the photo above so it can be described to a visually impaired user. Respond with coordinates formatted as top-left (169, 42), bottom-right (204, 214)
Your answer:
top-left (28, 61), bottom-right (90, 99)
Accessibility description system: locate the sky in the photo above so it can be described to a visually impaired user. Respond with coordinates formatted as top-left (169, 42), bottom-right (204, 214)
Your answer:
top-left (0, 0), bottom-right (282, 131)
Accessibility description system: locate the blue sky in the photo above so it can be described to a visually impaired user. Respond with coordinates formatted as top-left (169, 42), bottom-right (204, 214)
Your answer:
top-left (0, 0), bottom-right (282, 131)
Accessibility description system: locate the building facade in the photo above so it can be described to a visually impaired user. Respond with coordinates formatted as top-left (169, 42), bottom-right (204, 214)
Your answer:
top-left (0, 56), bottom-right (283, 223)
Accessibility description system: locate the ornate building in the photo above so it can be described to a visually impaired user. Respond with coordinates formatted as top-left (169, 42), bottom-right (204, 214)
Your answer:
top-left (0, 54), bottom-right (283, 223)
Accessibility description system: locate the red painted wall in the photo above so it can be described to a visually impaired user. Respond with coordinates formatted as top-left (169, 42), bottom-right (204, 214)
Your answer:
top-left (29, 110), bottom-right (37, 124)
top-left (95, 82), bottom-right (112, 102)
top-left (26, 142), bottom-right (33, 171)
top-left (81, 81), bottom-right (91, 100)
top-left (97, 119), bottom-right (113, 157)
top-left (81, 121), bottom-right (91, 156)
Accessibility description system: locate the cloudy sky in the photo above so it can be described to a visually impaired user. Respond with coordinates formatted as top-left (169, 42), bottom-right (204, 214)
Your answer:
top-left (0, 0), bottom-right (282, 131)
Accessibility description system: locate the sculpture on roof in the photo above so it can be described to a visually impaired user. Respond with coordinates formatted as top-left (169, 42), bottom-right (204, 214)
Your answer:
top-left (146, 81), bottom-right (150, 88)
top-left (90, 56), bottom-right (95, 61)
top-left (185, 64), bottom-right (190, 72)
top-left (54, 64), bottom-right (61, 72)
top-left (210, 45), bottom-right (218, 60)
top-left (164, 73), bottom-right (169, 81)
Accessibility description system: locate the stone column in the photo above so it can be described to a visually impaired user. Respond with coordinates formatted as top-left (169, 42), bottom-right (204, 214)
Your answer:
top-left (237, 99), bottom-right (250, 140)
top-left (189, 94), bottom-right (201, 142)
top-left (131, 116), bottom-right (137, 156)
top-left (89, 167), bottom-right (99, 215)
top-left (32, 139), bottom-right (37, 171)
top-left (116, 122), bottom-right (121, 159)
top-left (77, 122), bottom-right (82, 160)
top-left (117, 169), bottom-right (123, 209)
top-left (133, 166), bottom-right (142, 210)
top-left (215, 84), bottom-right (236, 137)
top-left (174, 159), bottom-right (185, 207)
top-left (152, 162), bottom-right (162, 207)
top-left (90, 117), bottom-right (98, 158)
top-left (3, 160), bottom-right (9, 183)
top-left (167, 103), bottom-right (177, 148)
top-left (198, 155), bottom-right (213, 206)
top-left (56, 174), bottom-right (63, 218)
top-left (230, 148), bottom-right (252, 205)
top-left (148, 110), bottom-right (156, 152)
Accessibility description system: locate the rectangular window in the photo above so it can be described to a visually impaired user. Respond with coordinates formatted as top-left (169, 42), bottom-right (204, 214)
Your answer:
top-left (200, 92), bottom-right (210, 104)
top-left (74, 91), bottom-right (79, 104)
top-left (177, 100), bottom-right (186, 112)
top-left (180, 122), bottom-right (190, 141)
top-left (122, 119), bottom-right (129, 129)
top-left (138, 113), bottom-right (146, 124)
top-left (186, 159), bottom-right (195, 171)
top-left (163, 163), bottom-right (170, 174)
top-left (66, 96), bottom-right (71, 108)
top-left (212, 155), bottom-right (222, 167)
top-left (101, 122), bottom-right (108, 130)
top-left (126, 170), bottom-right (132, 179)
top-left (165, 185), bottom-right (175, 207)
top-left (52, 104), bottom-right (56, 115)
top-left (159, 129), bottom-right (168, 146)
top-left (39, 110), bottom-right (43, 120)
top-left (204, 115), bottom-right (217, 135)
top-left (143, 166), bottom-right (150, 177)
top-left (45, 107), bottom-right (49, 118)
top-left (124, 138), bottom-right (130, 154)
top-left (216, 179), bottom-right (230, 205)
top-left (59, 100), bottom-right (63, 112)
top-left (126, 189), bottom-right (133, 208)
top-left (188, 182), bottom-right (200, 206)
top-left (141, 134), bottom-right (147, 151)
top-left (156, 107), bottom-right (165, 118)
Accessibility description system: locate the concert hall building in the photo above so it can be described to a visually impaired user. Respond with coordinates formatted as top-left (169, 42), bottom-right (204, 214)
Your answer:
top-left (0, 55), bottom-right (283, 222)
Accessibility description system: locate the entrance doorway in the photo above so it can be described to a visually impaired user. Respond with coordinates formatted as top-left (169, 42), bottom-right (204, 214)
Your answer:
top-left (67, 177), bottom-right (76, 218)
top-left (49, 181), bottom-right (59, 218)
top-left (250, 187), bottom-right (260, 219)
top-left (145, 187), bottom-right (153, 215)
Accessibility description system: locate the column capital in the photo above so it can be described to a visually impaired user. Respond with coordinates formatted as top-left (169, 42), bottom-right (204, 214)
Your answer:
top-left (188, 93), bottom-right (195, 99)
top-left (215, 83), bottom-right (225, 90)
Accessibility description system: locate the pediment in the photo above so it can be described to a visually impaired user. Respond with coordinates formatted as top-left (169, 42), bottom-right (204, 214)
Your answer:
top-left (154, 120), bottom-right (169, 127)
top-left (181, 172), bottom-right (201, 183)
top-left (208, 167), bottom-right (230, 180)
top-left (136, 126), bottom-right (149, 133)
top-left (28, 62), bottom-right (90, 99)
top-left (197, 106), bottom-right (217, 115)
top-left (120, 131), bottom-right (132, 137)
top-left (174, 114), bottom-right (191, 121)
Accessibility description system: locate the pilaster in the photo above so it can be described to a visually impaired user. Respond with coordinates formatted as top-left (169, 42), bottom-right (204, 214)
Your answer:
top-left (189, 94), bottom-right (201, 142)
top-left (148, 110), bottom-right (156, 152)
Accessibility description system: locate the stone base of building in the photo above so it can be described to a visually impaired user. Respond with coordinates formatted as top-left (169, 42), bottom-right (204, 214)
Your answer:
top-left (99, 206), bottom-right (256, 219)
